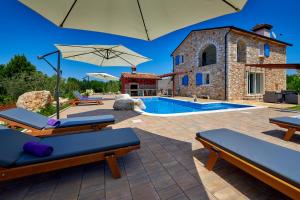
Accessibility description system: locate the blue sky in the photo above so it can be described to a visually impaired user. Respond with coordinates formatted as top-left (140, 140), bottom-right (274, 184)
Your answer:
top-left (0, 0), bottom-right (299, 80)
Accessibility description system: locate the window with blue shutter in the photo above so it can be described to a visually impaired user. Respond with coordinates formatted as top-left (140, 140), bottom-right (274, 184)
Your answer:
top-left (196, 73), bottom-right (203, 86)
top-left (175, 56), bottom-right (180, 65)
top-left (175, 55), bottom-right (184, 65)
top-left (182, 75), bottom-right (189, 86)
top-left (264, 43), bottom-right (270, 57)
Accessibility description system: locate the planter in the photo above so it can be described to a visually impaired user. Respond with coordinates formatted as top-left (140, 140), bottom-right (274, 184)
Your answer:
top-left (285, 93), bottom-right (300, 104)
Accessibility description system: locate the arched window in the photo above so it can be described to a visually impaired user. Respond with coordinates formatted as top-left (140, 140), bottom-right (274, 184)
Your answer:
top-left (237, 40), bottom-right (247, 63)
top-left (200, 44), bottom-right (216, 66)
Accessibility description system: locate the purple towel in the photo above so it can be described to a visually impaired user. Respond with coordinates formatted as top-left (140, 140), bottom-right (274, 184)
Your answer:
top-left (47, 118), bottom-right (60, 126)
top-left (23, 141), bottom-right (53, 157)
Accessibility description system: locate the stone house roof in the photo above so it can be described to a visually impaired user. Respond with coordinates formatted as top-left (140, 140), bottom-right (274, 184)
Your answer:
top-left (171, 26), bottom-right (292, 56)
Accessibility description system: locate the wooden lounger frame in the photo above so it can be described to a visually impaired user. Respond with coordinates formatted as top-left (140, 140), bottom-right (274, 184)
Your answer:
top-left (0, 144), bottom-right (140, 181)
top-left (269, 119), bottom-right (299, 141)
top-left (196, 136), bottom-right (300, 199)
top-left (0, 117), bottom-right (114, 137)
top-left (71, 98), bottom-right (103, 106)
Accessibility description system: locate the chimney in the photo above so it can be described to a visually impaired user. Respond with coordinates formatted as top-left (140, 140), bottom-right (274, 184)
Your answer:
top-left (252, 24), bottom-right (273, 38)
top-left (131, 66), bottom-right (137, 74)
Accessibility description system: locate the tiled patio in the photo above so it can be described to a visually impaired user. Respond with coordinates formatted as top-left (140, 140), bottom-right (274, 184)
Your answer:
top-left (1, 98), bottom-right (299, 200)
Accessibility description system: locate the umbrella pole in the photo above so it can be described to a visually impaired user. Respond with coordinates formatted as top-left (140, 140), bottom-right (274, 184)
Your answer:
top-left (56, 52), bottom-right (61, 119)
top-left (38, 50), bottom-right (61, 119)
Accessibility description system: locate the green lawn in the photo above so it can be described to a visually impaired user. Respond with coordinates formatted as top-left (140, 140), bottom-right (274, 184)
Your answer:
top-left (287, 105), bottom-right (300, 111)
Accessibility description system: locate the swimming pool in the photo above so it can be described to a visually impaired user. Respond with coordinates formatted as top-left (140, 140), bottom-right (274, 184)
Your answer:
top-left (136, 97), bottom-right (257, 116)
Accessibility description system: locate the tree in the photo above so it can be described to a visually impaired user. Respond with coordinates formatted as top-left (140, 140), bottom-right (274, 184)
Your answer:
top-left (287, 75), bottom-right (300, 94)
top-left (2, 55), bottom-right (35, 78)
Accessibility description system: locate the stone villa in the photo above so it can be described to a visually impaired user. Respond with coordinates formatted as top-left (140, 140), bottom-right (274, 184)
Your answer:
top-left (172, 24), bottom-right (292, 100)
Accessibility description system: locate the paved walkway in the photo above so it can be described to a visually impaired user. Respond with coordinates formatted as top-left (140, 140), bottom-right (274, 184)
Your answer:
top-left (1, 99), bottom-right (299, 200)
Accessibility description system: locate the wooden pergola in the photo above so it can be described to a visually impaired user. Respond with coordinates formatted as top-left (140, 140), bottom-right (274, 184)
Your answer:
top-left (245, 64), bottom-right (300, 69)
top-left (159, 70), bottom-right (191, 97)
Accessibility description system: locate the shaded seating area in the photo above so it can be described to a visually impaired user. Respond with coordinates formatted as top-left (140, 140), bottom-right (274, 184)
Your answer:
top-left (0, 108), bottom-right (115, 136)
top-left (263, 91), bottom-right (283, 103)
top-left (0, 125), bottom-right (140, 181)
top-left (72, 91), bottom-right (103, 106)
top-left (196, 128), bottom-right (300, 199)
top-left (263, 90), bottom-right (300, 104)
top-left (270, 117), bottom-right (300, 141)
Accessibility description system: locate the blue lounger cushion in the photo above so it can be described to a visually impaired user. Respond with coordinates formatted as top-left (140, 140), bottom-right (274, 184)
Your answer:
top-left (0, 108), bottom-right (115, 130)
top-left (0, 108), bottom-right (49, 129)
top-left (270, 117), bottom-right (300, 127)
top-left (73, 91), bottom-right (103, 101)
top-left (44, 115), bottom-right (115, 129)
top-left (196, 129), bottom-right (300, 188)
top-left (0, 126), bottom-right (40, 167)
top-left (79, 97), bottom-right (103, 101)
top-left (0, 126), bottom-right (139, 167)
top-left (15, 128), bottom-right (140, 166)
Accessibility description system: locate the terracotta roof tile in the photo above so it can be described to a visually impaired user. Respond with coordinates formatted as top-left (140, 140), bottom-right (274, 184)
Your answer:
top-left (121, 72), bottom-right (160, 79)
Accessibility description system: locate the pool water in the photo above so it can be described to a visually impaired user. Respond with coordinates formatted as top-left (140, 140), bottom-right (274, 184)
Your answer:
top-left (140, 97), bottom-right (253, 115)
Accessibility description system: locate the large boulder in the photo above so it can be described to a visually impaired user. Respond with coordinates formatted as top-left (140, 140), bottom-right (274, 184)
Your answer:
top-left (113, 94), bottom-right (146, 111)
top-left (115, 94), bottom-right (131, 100)
top-left (132, 99), bottom-right (146, 110)
top-left (52, 97), bottom-right (69, 106)
top-left (16, 90), bottom-right (52, 111)
top-left (113, 99), bottom-right (135, 110)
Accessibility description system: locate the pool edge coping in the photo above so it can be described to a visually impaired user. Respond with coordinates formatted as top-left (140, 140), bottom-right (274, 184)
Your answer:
top-left (134, 97), bottom-right (266, 117)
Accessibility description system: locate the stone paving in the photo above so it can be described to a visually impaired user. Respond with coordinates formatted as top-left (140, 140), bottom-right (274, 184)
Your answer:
top-left (1, 98), bottom-right (299, 200)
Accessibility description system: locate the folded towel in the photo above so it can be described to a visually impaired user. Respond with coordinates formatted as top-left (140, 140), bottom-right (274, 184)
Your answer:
top-left (23, 141), bottom-right (53, 157)
top-left (47, 118), bottom-right (60, 126)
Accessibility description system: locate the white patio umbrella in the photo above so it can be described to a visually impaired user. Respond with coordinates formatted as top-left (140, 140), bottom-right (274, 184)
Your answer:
top-left (19, 0), bottom-right (247, 40)
top-left (87, 72), bottom-right (119, 81)
top-left (55, 44), bottom-right (151, 67)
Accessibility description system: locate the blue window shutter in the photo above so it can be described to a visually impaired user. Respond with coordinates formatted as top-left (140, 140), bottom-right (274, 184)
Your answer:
top-left (264, 43), bottom-right (270, 57)
top-left (196, 73), bottom-right (203, 86)
top-left (182, 75), bottom-right (189, 86)
top-left (186, 75), bottom-right (189, 86)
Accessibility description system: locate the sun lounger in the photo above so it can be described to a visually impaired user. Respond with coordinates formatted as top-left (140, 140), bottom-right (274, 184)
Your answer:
top-left (72, 91), bottom-right (103, 106)
top-left (196, 128), bottom-right (300, 199)
top-left (0, 125), bottom-right (140, 180)
top-left (0, 108), bottom-right (115, 136)
top-left (269, 117), bottom-right (300, 141)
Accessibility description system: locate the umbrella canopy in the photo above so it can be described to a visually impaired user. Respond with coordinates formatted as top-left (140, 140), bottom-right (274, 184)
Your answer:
top-left (87, 72), bottom-right (119, 81)
top-left (55, 44), bottom-right (151, 67)
top-left (20, 0), bottom-right (247, 40)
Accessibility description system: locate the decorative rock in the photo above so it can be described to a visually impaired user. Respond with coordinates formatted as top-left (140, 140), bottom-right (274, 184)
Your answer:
top-left (113, 94), bottom-right (146, 110)
top-left (132, 99), bottom-right (146, 110)
top-left (16, 90), bottom-right (52, 111)
top-left (115, 94), bottom-right (131, 100)
top-left (113, 99), bottom-right (135, 110)
top-left (52, 97), bottom-right (69, 106)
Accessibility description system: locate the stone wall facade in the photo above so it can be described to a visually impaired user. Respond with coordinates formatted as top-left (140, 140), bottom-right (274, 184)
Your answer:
top-left (227, 31), bottom-right (286, 100)
top-left (172, 27), bottom-right (287, 100)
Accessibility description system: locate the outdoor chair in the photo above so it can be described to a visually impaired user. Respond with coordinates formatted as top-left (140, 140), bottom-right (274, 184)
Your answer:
top-left (263, 91), bottom-right (282, 103)
top-left (269, 117), bottom-right (300, 141)
top-left (195, 128), bottom-right (300, 199)
top-left (0, 125), bottom-right (140, 181)
top-left (72, 91), bottom-right (103, 106)
top-left (0, 108), bottom-right (115, 136)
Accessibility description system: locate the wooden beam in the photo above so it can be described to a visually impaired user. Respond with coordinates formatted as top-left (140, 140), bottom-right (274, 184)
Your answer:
top-left (246, 64), bottom-right (300, 69)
